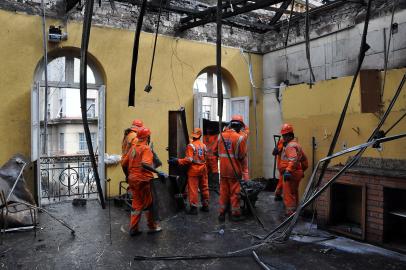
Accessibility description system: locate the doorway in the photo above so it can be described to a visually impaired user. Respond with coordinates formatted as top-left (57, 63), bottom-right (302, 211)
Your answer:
top-left (32, 50), bottom-right (105, 206)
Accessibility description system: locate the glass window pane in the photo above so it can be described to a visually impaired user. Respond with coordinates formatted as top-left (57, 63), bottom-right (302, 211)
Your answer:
top-left (74, 58), bottom-right (96, 84)
top-left (43, 57), bottom-right (65, 82)
top-left (202, 96), bottom-right (212, 120)
top-left (193, 73), bottom-right (208, 93)
top-left (212, 73), bottom-right (228, 96)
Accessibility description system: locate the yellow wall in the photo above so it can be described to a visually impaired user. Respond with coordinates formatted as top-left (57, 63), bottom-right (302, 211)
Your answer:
top-left (0, 10), bottom-right (263, 196)
top-left (282, 69), bottom-right (406, 196)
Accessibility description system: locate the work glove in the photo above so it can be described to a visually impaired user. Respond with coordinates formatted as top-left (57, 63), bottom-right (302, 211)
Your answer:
top-left (157, 172), bottom-right (168, 183)
top-left (283, 171), bottom-right (292, 181)
top-left (168, 158), bottom-right (178, 166)
top-left (272, 147), bottom-right (279, 156)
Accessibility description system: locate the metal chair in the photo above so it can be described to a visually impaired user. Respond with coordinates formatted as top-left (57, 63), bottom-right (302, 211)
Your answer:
top-left (0, 190), bottom-right (37, 244)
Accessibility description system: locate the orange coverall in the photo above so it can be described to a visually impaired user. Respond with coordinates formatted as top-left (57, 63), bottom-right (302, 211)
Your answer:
top-left (218, 129), bottom-right (247, 216)
top-left (203, 134), bottom-right (219, 174)
top-left (279, 139), bottom-right (308, 215)
top-left (178, 140), bottom-right (209, 208)
top-left (275, 138), bottom-right (284, 197)
top-left (121, 130), bottom-right (138, 174)
top-left (121, 140), bottom-right (158, 231)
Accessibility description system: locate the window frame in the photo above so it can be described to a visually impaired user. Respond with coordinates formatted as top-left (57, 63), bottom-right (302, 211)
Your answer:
top-left (36, 51), bottom-right (103, 90)
top-left (193, 69), bottom-right (232, 122)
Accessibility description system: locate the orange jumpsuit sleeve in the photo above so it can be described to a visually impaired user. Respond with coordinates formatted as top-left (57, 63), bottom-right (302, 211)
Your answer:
top-left (178, 144), bottom-right (194, 166)
top-left (141, 146), bottom-right (154, 166)
top-left (237, 136), bottom-right (247, 161)
top-left (121, 147), bottom-right (131, 168)
top-left (285, 145), bottom-right (299, 173)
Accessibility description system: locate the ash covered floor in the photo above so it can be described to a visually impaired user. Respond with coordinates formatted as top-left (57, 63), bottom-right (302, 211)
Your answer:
top-left (0, 192), bottom-right (405, 270)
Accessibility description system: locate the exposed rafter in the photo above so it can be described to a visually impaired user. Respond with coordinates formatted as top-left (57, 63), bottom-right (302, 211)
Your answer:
top-left (268, 0), bottom-right (292, 25)
top-left (178, 0), bottom-right (286, 31)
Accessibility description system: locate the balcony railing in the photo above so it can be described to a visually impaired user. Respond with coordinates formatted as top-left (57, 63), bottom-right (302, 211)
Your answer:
top-left (40, 155), bottom-right (98, 203)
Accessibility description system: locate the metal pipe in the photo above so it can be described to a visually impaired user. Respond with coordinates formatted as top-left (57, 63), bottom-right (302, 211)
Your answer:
top-left (252, 251), bottom-right (272, 270)
top-left (80, 0), bottom-right (105, 208)
top-left (144, 0), bottom-right (164, 93)
top-left (6, 159), bottom-right (27, 202)
top-left (228, 132), bottom-right (406, 254)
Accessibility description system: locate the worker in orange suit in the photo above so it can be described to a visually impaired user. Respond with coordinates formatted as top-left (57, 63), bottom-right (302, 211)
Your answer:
top-left (230, 115), bottom-right (250, 181)
top-left (278, 123), bottom-right (308, 216)
top-left (121, 128), bottom-right (166, 236)
top-left (272, 137), bottom-right (284, 201)
top-left (217, 118), bottom-right (247, 222)
top-left (203, 126), bottom-right (219, 190)
top-left (121, 119), bottom-right (144, 176)
top-left (168, 128), bottom-right (209, 215)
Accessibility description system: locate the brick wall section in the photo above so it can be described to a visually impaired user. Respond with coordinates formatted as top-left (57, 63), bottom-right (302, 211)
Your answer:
top-left (316, 167), bottom-right (406, 244)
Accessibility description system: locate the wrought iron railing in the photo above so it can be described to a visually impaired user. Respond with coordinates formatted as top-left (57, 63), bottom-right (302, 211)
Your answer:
top-left (40, 155), bottom-right (98, 203)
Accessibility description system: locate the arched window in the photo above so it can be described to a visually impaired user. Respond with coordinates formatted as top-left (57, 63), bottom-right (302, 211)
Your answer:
top-left (193, 68), bottom-right (231, 122)
top-left (34, 50), bottom-right (104, 156)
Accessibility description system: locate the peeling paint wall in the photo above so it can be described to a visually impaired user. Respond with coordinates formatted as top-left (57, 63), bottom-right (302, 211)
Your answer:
top-left (0, 9), bottom-right (263, 196)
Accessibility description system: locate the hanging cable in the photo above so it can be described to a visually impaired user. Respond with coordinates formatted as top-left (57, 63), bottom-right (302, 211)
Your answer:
top-left (239, 49), bottom-right (259, 153)
top-left (284, 0), bottom-right (295, 82)
top-left (380, 0), bottom-right (398, 105)
top-left (128, 0), bottom-right (148, 106)
top-left (216, 0), bottom-right (264, 229)
top-left (80, 0), bottom-right (105, 209)
top-left (144, 0), bottom-right (165, 93)
top-left (314, 0), bottom-right (372, 190)
top-left (305, 0), bottom-right (315, 85)
top-left (385, 112), bottom-right (406, 135)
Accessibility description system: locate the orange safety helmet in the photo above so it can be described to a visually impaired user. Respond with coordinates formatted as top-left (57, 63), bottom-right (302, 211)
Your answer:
top-left (137, 128), bottom-right (151, 140)
top-left (281, 123), bottom-right (294, 135)
top-left (231, 114), bottom-right (244, 124)
top-left (191, 128), bottom-right (202, 139)
top-left (131, 119), bottom-right (144, 131)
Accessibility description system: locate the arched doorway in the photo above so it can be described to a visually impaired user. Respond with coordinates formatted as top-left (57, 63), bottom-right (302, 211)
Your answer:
top-left (32, 49), bottom-right (106, 205)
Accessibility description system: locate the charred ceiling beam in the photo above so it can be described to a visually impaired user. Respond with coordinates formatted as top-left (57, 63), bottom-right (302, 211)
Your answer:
top-left (262, 5), bottom-right (300, 15)
top-left (180, 0), bottom-right (253, 24)
top-left (116, 0), bottom-right (196, 14)
top-left (178, 0), bottom-right (285, 31)
top-left (223, 17), bottom-right (275, 32)
top-left (267, 0), bottom-right (292, 25)
top-left (268, 0), bottom-right (354, 31)
top-left (116, 0), bottom-right (272, 32)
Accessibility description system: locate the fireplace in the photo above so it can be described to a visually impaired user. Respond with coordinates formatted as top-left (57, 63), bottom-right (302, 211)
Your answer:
top-left (329, 183), bottom-right (366, 239)
top-left (316, 157), bottom-right (406, 252)
top-left (383, 187), bottom-right (406, 251)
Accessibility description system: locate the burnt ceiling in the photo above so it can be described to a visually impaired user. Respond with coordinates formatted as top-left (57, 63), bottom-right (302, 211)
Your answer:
top-left (66, 0), bottom-right (352, 34)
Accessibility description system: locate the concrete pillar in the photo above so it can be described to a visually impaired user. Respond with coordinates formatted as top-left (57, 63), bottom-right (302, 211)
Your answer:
top-left (263, 80), bottom-right (283, 179)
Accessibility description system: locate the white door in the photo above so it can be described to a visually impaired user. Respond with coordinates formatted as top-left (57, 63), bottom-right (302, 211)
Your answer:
top-left (230, 96), bottom-right (249, 125)
top-left (98, 85), bottom-right (106, 198)
top-left (194, 92), bottom-right (203, 129)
